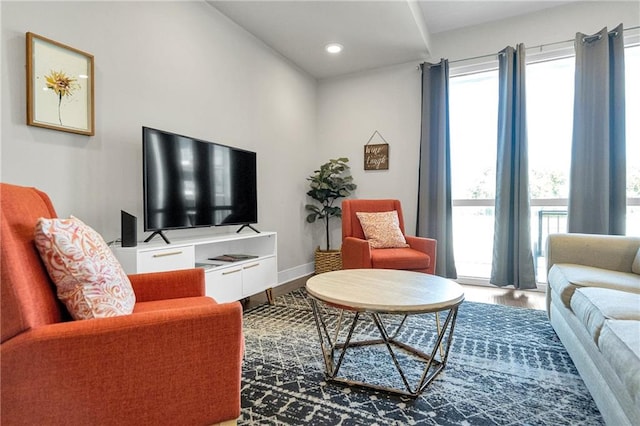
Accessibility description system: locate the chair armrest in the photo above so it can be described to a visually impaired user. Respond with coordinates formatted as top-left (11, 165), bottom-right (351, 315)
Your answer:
top-left (341, 237), bottom-right (372, 269)
top-left (405, 235), bottom-right (436, 256)
top-left (546, 233), bottom-right (640, 274)
top-left (405, 236), bottom-right (437, 274)
top-left (129, 268), bottom-right (205, 302)
top-left (1, 300), bottom-right (243, 425)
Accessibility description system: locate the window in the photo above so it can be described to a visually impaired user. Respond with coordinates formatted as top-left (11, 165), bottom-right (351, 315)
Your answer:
top-left (449, 41), bottom-right (639, 283)
top-left (526, 56), bottom-right (574, 278)
top-left (527, 57), bottom-right (573, 201)
top-left (625, 45), bottom-right (640, 236)
top-left (449, 69), bottom-right (498, 279)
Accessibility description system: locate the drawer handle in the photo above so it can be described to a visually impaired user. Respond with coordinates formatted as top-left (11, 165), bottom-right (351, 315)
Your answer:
top-left (243, 263), bottom-right (260, 270)
top-left (223, 269), bottom-right (242, 275)
top-left (152, 251), bottom-right (183, 258)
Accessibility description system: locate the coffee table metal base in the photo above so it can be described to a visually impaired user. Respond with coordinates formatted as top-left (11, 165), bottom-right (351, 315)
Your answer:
top-left (310, 299), bottom-right (459, 398)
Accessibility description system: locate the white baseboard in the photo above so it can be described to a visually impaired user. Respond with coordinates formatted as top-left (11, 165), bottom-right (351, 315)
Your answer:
top-left (277, 262), bottom-right (314, 285)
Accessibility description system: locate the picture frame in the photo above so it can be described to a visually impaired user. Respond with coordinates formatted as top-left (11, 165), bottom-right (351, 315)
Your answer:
top-left (26, 32), bottom-right (95, 136)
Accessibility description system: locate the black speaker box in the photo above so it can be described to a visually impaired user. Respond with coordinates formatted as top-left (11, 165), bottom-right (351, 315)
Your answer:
top-left (121, 210), bottom-right (137, 247)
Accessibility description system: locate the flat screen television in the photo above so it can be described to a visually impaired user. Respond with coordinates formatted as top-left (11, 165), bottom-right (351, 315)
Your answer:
top-left (142, 126), bottom-right (258, 243)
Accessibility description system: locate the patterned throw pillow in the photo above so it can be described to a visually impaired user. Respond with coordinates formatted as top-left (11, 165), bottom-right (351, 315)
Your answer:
top-left (34, 216), bottom-right (135, 320)
top-left (355, 211), bottom-right (409, 249)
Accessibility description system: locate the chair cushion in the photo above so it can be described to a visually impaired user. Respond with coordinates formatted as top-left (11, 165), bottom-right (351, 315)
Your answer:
top-left (133, 296), bottom-right (216, 314)
top-left (356, 211), bottom-right (409, 249)
top-left (371, 247), bottom-right (430, 270)
top-left (34, 216), bottom-right (136, 320)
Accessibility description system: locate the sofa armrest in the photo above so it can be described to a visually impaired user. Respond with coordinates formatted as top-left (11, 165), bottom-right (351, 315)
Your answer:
top-left (1, 300), bottom-right (243, 425)
top-left (341, 237), bottom-right (372, 269)
top-left (546, 233), bottom-right (640, 274)
top-left (405, 235), bottom-right (437, 274)
top-left (129, 268), bottom-right (205, 302)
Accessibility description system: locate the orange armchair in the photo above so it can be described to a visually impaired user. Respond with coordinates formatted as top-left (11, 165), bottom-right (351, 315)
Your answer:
top-left (1, 183), bottom-right (243, 426)
top-left (341, 199), bottom-right (436, 274)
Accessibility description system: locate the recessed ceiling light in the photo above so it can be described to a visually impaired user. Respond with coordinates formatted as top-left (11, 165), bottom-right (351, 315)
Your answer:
top-left (325, 43), bottom-right (343, 54)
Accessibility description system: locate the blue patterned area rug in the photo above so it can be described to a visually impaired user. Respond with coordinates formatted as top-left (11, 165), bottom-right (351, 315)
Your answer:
top-left (239, 288), bottom-right (602, 425)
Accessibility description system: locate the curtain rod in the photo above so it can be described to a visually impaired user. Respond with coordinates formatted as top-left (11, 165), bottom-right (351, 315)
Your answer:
top-left (433, 25), bottom-right (640, 66)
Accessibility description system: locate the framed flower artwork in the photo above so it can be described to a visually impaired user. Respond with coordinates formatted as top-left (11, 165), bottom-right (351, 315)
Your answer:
top-left (26, 32), bottom-right (95, 136)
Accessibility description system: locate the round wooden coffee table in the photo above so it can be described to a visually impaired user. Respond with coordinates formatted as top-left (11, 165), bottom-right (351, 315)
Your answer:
top-left (306, 269), bottom-right (465, 397)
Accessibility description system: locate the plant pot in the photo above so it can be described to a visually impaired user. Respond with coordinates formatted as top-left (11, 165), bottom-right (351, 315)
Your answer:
top-left (314, 247), bottom-right (342, 274)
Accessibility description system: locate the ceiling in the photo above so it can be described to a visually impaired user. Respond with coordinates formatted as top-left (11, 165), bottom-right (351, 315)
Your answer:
top-left (208, 1), bottom-right (572, 79)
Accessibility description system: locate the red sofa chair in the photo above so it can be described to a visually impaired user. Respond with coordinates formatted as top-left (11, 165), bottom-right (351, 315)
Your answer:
top-left (341, 199), bottom-right (436, 274)
top-left (0, 183), bottom-right (243, 426)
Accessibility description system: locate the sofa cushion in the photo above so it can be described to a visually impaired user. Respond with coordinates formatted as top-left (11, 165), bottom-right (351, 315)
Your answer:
top-left (34, 216), bottom-right (136, 320)
top-left (570, 287), bottom-right (640, 343)
top-left (548, 263), bottom-right (640, 307)
top-left (598, 320), bottom-right (640, 407)
top-left (356, 211), bottom-right (409, 249)
top-left (633, 247), bottom-right (640, 274)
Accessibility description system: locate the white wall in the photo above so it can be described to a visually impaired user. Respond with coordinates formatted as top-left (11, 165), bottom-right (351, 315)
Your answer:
top-left (317, 62), bottom-right (422, 247)
top-left (1, 1), bottom-right (318, 279)
top-left (316, 1), bottom-right (639, 246)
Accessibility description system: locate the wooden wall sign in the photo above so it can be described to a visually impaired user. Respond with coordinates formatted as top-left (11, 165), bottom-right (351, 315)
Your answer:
top-left (364, 130), bottom-right (389, 170)
top-left (364, 143), bottom-right (389, 170)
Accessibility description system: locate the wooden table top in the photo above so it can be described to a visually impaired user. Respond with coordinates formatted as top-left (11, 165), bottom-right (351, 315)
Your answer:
top-left (306, 269), bottom-right (465, 314)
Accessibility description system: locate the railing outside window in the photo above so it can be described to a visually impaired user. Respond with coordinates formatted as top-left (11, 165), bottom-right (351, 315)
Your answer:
top-left (452, 198), bottom-right (640, 283)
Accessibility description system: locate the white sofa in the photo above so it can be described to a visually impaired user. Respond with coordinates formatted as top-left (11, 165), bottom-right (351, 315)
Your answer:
top-left (546, 233), bottom-right (640, 426)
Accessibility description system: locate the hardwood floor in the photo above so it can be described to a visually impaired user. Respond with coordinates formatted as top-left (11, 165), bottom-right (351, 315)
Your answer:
top-left (459, 282), bottom-right (546, 310)
top-left (244, 276), bottom-right (308, 310)
top-left (245, 274), bottom-right (547, 311)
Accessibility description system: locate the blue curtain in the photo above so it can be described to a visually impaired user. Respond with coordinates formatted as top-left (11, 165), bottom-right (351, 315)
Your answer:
top-left (417, 59), bottom-right (457, 278)
top-left (568, 24), bottom-right (626, 235)
top-left (490, 44), bottom-right (536, 289)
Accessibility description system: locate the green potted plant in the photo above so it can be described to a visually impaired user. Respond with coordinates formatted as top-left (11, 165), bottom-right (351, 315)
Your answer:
top-left (305, 157), bottom-right (357, 274)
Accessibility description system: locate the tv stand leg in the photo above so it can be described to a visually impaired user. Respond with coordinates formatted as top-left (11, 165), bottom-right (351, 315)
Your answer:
top-left (143, 230), bottom-right (171, 244)
top-left (265, 288), bottom-right (274, 305)
top-left (240, 297), bottom-right (250, 310)
top-left (236, 224), bottom-right (260, 233)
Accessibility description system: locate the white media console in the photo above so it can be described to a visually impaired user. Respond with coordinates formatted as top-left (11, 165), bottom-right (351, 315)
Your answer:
top-left (112, 231), bottom-right (277, 303)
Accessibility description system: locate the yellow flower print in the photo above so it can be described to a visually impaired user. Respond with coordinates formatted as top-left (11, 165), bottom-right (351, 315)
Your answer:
top-left (44, 70), bottom-right (79, 125)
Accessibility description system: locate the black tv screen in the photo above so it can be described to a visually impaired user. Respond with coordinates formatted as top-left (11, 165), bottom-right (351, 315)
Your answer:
top-left (143, 127), bottom-right (257, 233)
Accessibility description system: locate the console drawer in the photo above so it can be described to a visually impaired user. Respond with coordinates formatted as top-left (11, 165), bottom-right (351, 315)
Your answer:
top-left (205, 266), bottom-right (244, 303)
top-left (242, 256), bottom-right (277, 296)
top-left (137, 246), bottom-right (195, 273)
